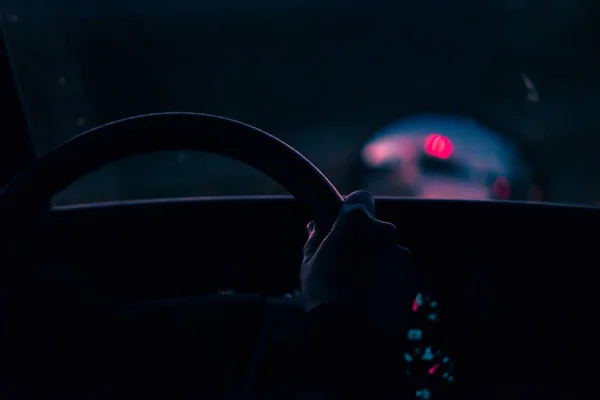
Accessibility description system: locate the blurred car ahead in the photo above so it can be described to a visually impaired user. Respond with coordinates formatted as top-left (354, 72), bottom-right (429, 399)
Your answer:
top-left (356, 114), bottom-right (541, 201)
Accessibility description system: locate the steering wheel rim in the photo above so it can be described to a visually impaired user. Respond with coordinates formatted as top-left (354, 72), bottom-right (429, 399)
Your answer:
top-left (0, 112), bottom-right (343, 231)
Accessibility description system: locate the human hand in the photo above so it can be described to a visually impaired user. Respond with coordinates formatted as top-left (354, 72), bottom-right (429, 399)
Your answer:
top-left (300, 190), bottom-right (416, 326)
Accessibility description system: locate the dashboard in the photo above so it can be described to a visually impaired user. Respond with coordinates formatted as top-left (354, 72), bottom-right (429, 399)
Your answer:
top-left (4, 196), bottom-right (600, 399)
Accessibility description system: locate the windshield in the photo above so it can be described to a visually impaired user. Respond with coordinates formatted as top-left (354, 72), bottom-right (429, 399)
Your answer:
top-left (2, 0), bottom-right (599, 205)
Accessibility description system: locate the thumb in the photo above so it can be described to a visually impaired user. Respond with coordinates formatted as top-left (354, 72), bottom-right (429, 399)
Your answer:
top-left (329, 190), bottom-right (376, 237)
top-left (302, 221), bottom-right (320, 261)
top-left (303, 191), bottom-right (376, 261)
top-left (343, 190), bottom-right (376, 215)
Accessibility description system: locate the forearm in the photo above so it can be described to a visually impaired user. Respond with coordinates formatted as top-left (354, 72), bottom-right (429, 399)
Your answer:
top-left (255, 303), bottom-right (406, 397)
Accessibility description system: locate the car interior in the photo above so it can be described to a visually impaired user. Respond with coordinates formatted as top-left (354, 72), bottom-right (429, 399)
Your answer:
top-left (1, 2), bottom-right (599, 400)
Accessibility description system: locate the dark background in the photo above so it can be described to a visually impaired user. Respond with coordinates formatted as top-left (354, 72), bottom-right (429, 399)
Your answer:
top-left (2, 0), bottom-right (600, 204)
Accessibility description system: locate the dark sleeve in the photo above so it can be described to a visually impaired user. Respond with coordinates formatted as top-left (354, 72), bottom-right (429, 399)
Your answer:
top-left (255, 303), bottom-right (407, 397)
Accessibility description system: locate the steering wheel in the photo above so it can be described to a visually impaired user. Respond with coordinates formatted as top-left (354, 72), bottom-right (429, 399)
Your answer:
top-left (0, 112), bottom-right (344, 232)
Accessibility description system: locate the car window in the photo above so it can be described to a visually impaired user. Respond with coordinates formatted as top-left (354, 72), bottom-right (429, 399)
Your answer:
top-left (1, 0), bottom-right (598, 205)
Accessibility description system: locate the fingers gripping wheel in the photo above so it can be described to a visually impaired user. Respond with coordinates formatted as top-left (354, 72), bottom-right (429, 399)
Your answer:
top-left (0, 113), bottom-right (343, 233)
